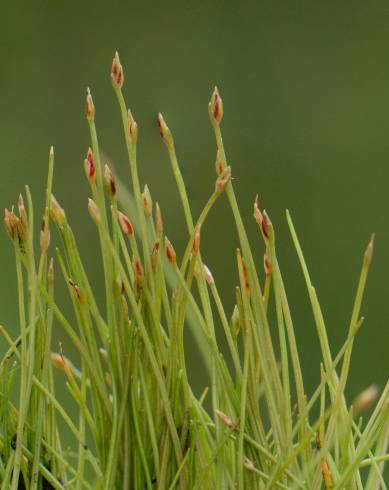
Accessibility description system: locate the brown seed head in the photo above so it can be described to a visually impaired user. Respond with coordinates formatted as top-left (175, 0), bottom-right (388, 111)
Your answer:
top-left (128, 109), bottom-right (138, 144)
top-left (111, 51), bottom-right (124, 89)
top-left (133, 257), bottom-right (145, 284)
top-left (215, 166), bottom-right (231, 193)
top-left (86, 87), bottom-right (95, 122)
top-left (215, 409), bottom-right (234, 428)
top-left (68, 279), bottom-right (82, 301)
top-left (104, 164), bottom-right (117, 199)
top-left (84, 148), bottom-right (96, 184)
top-left (151, 240), bottom-right (160, 273)
top-left (118, 211), bottom-right (134, 237)
top-left (40, 212), bottom-right (51, 253)
top-left (209, 86), bottom-right (223, 126)
top-left (164, 237), bottom-right (176, 265)
top-left (18, 194), bottom-right (28, 229)
top-left (157, 112), bottom-right (174, 149)
top-left (51, 352), bottom-right (73, 379)
top-left (4, 208), bottom-right (15, 239)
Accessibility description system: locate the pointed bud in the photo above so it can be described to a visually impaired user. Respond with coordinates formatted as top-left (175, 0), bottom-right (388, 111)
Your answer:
top-left (215, 166), bottom-right (231, 193)
top-left (237, 249), bottom-right (250, 297)
top-left (133, 257), bottom-right (145, 284)
top-left (209, 86), bottom-right (223, 126)
top-left (48, 258), bottom-right (54, 283)
top-left (157, 112), bottom-right (174, 149)
top-left (263, 251), bottom-right (272, 276)
top-left (18, 194), bottom-right (28, 230)
top-left (253, 195), bottom-right (263, 226)
top-left (88, 198), bottom-right (101, 225)
top-left (104, 164), bottom-right (117, 199)
top-left (111, 51), bottom-right (124, 89)
top-left (364, 233), bottom-right (375, 265)
top-left (353, 384), bottom-right (379, 413)
top-left (4, 208), bottom-right (15, 239)
top-left (151, 240), bottom-right (160, 273)
top-left (128, 109), bottom-right (138, 144)
top-left (243, 457), bottom-right (255, 471)
top-left (261, 211), bottom-right (270, 239)
top-left (215, 409), bottom-right (234, 428)
top-left (51, 353), bottom-right (73, 380)
top-left (155, 203), bottom-right (163, 234)
top-left (86, 87), bottom-right (95, 122)
top-left (193, 225), bottom-right (201, 256)
top-left (204, 264), bottom-right (214, 286)
top-left (84, 147), bottom-right (96, 184)
top-left (164, 237), bottom-right (176, 266)
top-left (40, 212), bottom-right (51, 253)
top-left (118, 211), bottom-right (134, 237)
top-left (142, 184), bottom-right (152, 216)
top-left (51, 195), bottom-right (66, 228)
top-left (215, 149), bottom-right (224, 176)
top-left (68, 279), bottom-right (83, 301)
top-left (231, 305), bottom-right (240, 337)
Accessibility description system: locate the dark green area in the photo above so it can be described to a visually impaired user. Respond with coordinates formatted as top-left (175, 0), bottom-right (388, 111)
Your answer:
top-left (1, 1), bottom-right (388, 413)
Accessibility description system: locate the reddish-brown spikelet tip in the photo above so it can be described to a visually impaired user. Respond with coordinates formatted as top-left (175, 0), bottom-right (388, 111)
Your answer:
top-left (104, 164), bottom-right (117, 198)
top-left (128, 109), bottom-right (138, 144)
top-left (68, 279), bottom-right (82, 301)
top-left (84, 148), bottom-right (96, 184)
top-left (142, 184), bottom-right (152, 215)
top-left (118, 211), bottom-right (134, 237)
top-left (86, 87), bottom-right (95, 122)
top-left (157, 112), bottom-right (173, 148)
top-left (40, 213), bottom-right (51, 252)
top-left (88, 198), bottom-right (101, 225)
top-left (18, 194), bottom-right (27, 228)
top-left (209, 86), bottom-right (223, 125)
top-left (263, 251), bottom-right (272, 276)
top-left (133, 258), bottom-right (145, 283)
top-left (164, 237), bottom-right (176, 265)
top-left (215, 409), bottom-right (234, 428)
top-left (193, 225), bottom-right (201, 255)
top-left (51, 352), bottom-right (72, 379)
top-left (4, 208), bottom-right (14, 238)
top-left (261, 210), bottom-right (270, 239)
top-left (111, 51), bottom-right (124, 89)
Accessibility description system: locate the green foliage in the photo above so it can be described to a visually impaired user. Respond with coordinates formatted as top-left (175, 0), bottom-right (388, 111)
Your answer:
top-left (0, 53), bottom-right (388, 489)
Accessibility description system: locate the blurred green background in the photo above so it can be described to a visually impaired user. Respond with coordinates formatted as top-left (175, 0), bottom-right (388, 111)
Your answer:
top-left (1, 1), bottom-right (388, 413)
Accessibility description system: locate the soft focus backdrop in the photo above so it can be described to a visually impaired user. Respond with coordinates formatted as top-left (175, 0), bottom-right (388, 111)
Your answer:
top-left (1, 2), bottom-right (388, 409)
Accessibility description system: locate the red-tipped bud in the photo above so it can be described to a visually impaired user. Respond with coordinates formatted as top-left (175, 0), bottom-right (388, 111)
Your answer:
top-left (51, 352), bottom-right (73, 380)
top-left (204, 264), bottom-right (214, 286)
top-left (40, 212), bottom-right (51, 253)
top-left (164, 237), bottom-right (176, 265)
top-left (263, 251), bottom-right (272, 276)
top-left (215, 409), bottom-right (234, 428)
top-left (88, 198), bottom-right (101, 225)
top-left (111, 51), bottom-right (124, 89)
top-left (157, 112), bottom-right (174, 149)
top-left (215, 166), bottom-right (231, 193)
top-left (237, 249), bottom-right (250, 297)
top-left (142, 184), bottom-right (152, 216)
top-left (193, 225), bottom-right (201, 256)
top-left (86, 87), bottom-right (95, 122)
top-left (243, 457), bottom-right (255, 471)
top-left (104, 164), bottom-right (116, 199)
top-left (353, 384), bottom-right (379, 413)
top-left (84, 148), bottom-right (96, 184)
top-left (133, 257), bottom-right (145, 284)
top-left (50, 195), bottom-right (66, 228)
top-left (215, 149), bottom-right (224, 176)
top-left (118, 211), bottom-right (134, 237)
top-left (128, 109), bottom-right (138, 144)
top-left (261, 211), bottom-right (270, 239)
top-left (209, 86), bottom-right (223, 126)
top-left (68, 279), bottom-right (82, 301)
top-left (155, 203), bottom-right (163, 234)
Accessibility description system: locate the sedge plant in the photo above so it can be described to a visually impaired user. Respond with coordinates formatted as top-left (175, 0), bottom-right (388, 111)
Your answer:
top-left (0, 52), bottom-right (388, 489)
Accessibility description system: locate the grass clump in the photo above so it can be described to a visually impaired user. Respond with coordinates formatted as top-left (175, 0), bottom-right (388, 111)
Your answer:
top-left (0, 52), bottom-right (388, 489)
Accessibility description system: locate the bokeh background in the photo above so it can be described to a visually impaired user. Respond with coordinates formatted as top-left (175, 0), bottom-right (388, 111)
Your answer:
top-left (1, 0), bottom-right (388, 424)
